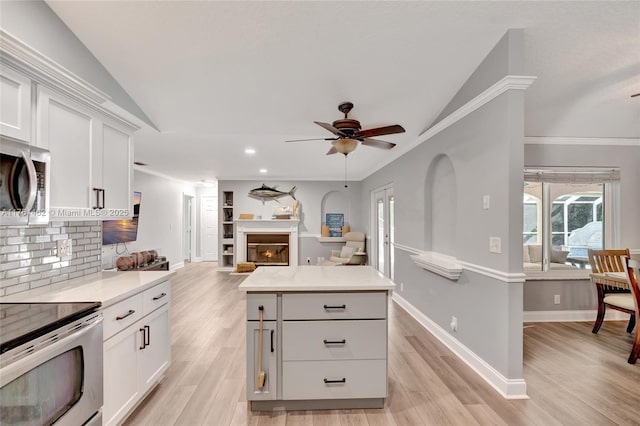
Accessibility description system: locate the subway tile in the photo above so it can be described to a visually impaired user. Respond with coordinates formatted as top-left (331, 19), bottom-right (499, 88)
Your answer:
top-left (6, 267), bottom-right (30, 278)
top-left (69, 232), bottom-right (84, 240)
top-left (20, 258), bottom-right (42, 268)
top-left (5, 283), bottom-right (30, 295)
top-left (51, 234), bottom-right (69, 241)
top-left (76, 238), bottom-right (91, 245)
top-left (41, 256), bottom-right (59, 264)
top-left (7, 236), bottom-right (29, 245)
top-left (0, 228), bottom-right (20, 237)
top-left (91, 237), bottom-right (102, 244)
top-left (0, 261), bottom-right (20, 272)
top-left (7, 252), bottom-right (34, 262)
top-left (68, 270), bottom-right (85, 279)
top-left (33, 235), bottom-right (51, 243)
top-left (49, 221), bottom-right (65, 228)
top-left (31, 264), bottom-right (53, 273)
top-left (52, 261), bottom-right (70, 269)
top-left (91, 226), bottom-right (101, 232)
top-left (84, 244), bottom-right (98, 251)
top-left (50, 274), bottom-right (70, 284)
top-left (76, 226), bottom-right (91, 232)
top-left (30, 278), bottom-right (52, 289)
top-left (20, 273), bottom-right (41, 283)
top-left (0, 277), bottom-right (19, 289)
top-left (83, 232), bottom-right (98, 239)
top-left (40, 269), bottom-right (62, 279)
top-left (22, 228), bottom-right (43, 236)
top-left (45, 227), bottom-right (61, 235)
top-left (0, 245), bottom-right (19, 254)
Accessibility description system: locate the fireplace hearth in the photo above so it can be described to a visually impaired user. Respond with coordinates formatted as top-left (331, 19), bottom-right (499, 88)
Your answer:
top-left (247, 233), bottom-right (290, 266)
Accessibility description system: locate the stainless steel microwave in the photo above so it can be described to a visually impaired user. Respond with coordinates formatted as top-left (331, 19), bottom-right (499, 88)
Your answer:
top-left (0, 137), bottom-right (50, 225)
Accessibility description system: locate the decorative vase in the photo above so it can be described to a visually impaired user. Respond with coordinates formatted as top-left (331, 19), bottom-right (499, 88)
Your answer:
top-left (321, 225), bottom-right (330, 237)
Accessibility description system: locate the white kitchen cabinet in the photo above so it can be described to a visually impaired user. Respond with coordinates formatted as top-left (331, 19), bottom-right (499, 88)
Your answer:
top-left (0, 65), bottom-right (32, 143)
top-left (103, 281), bottom-right (171, 426)
top-left (37, 86), bottom-right (133, 219)
top-left (246, 290), bottom-right (389, 411)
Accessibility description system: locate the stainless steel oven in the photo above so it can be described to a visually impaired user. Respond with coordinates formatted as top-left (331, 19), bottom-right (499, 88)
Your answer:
top-left (0, 302), bottom-right (103, 425)
top-left (0, 137), bottom-right (50, 225)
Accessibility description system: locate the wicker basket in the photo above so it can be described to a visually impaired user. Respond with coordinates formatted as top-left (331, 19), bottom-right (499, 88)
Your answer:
top-left (236, 262), bottom-right (256, 273)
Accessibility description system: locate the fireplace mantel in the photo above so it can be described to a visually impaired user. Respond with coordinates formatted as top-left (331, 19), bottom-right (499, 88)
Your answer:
top-left (234, 219), bottom-right (300, 267)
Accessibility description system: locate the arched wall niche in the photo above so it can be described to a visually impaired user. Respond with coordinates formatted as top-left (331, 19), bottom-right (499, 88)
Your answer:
top-left (320, 190), bottom-right (350, 226)
top-left (424, 154), bottom-right (458, 256)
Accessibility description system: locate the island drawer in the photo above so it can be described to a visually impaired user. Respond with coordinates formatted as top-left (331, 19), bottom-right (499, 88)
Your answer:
top-left (142, 280), bottom-right (171, 315)
top-left (103, 294), bottom-right (143, 340)
top-left (283, 320), bottom-right (386, 361)
top-left (282, 292), bottom-right (386, 320)
top-left (282, 359), bottom-right (386, 400)
top-left (247, 293), bottom-right (277, 320)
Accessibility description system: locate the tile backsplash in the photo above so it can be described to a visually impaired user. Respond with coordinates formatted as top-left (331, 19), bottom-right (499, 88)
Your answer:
top-left (0, 221), bottom-right (101, 296)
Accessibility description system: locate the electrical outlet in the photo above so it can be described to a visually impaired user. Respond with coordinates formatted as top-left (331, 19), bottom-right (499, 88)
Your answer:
top-left (57, 239), bottom-right (72, 257)
top-left (450, 316), bottom-right (458, 332)
top-left (489, 237), bottom-right (501, 254)
top-left (554, 294), bottom-right (561, 305)
top-left (306, 257), bottom-right (311, 264)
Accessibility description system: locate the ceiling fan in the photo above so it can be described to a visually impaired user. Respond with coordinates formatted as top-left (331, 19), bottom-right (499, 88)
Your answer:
top-left (286, 101), bottom-right (405, 156)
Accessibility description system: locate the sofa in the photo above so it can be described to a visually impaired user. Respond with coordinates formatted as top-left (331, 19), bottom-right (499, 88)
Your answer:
top-left (523, 244), bottom-right (577, 271)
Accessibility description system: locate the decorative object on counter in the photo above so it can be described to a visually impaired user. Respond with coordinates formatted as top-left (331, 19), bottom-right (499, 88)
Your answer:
top-left (239, 213), bottom-right (254, 219)
top-left (236, 262), bottom-right (256, 273)
top-left (116, 255), bottom-right (135, 271)
top-left (249, 184), bottom-right (297, 204)
top-left (326, 213), bottom-right (344, 237)
top-left (342, 224), bottom-right (350, 235)
top-left (321, 224), bottom-right (330, 237)
top-left (117, 252), bottom-right (168, 271)
top-left (293, 201), bottom-right (300, 218)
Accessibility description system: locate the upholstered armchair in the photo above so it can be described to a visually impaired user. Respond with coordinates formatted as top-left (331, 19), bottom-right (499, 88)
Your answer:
top-left (325, 232), bottom-right (367, 265)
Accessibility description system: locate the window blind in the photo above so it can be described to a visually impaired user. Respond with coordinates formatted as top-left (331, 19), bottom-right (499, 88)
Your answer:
top-left (524, 167), bottom-right (620, 184)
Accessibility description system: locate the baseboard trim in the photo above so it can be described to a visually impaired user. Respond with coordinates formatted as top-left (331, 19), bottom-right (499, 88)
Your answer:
top-left (392, 292), bottom-right (528, 399)
top-left (523, 309), bottom-right (630, 323)
top-left (170, 261), bottom-right (185, 271)
top-left (192, 257), bottom-right (203, 262)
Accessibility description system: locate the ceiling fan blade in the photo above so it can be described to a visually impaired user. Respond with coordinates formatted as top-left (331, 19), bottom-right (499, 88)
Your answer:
top-left (361, 138), bottom-right (397, 150)
top-left (354, 124), bottom-right (405, 139)
top-left (632, 93), bottom-right (640, 98)
top-left (285, 137), bottom-right (337, 142)
top-left (326, 146), bottom-right (338, 155)
top-left (314, 121), bottom-right (347, 137)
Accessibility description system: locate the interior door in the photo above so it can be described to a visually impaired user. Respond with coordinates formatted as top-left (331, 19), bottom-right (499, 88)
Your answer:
top-left (183, 195), bottom-right (193, 262)
top-left (373, 186), bottom-right (394, 280)
top-left (201, 195), bottom-right (218, 261)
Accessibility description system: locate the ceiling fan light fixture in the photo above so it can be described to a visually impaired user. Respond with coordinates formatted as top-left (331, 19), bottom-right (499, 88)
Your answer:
top-left (333, 138), bottom-right (358, 155)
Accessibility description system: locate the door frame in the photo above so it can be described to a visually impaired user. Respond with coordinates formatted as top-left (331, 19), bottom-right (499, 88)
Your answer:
top-left (183, 193), bottom-right (195, 263)
top-left (199, 194), bottom-right (219, 262)
top-left (370, 183), bottom-right (394, 279)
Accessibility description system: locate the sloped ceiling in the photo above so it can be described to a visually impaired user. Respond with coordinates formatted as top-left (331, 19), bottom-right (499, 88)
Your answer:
top-left (46, 1), bottom-right (640, 183)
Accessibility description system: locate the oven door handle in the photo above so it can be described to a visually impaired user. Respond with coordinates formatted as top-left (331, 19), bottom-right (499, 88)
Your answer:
top-left (8, 151), bottom-right (37, 211)
top-left (0, 317), bottom-right (103, 387)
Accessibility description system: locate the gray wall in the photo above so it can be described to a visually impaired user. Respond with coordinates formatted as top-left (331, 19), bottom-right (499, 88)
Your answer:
top-left (0, 0), bottom-right (155, 129)
top-left (218, 180), bottom-right (365, 265)
top-left (361, 30), bottom-right (525, 380)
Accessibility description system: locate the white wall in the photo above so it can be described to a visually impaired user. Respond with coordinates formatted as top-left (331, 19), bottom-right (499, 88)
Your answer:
top-left (102, 169), bottom-right (196, 269)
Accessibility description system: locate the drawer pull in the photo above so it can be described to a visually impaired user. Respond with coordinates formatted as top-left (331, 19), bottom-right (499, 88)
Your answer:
top-left (270, 329), bottom-right (275, 353)
top-left (323, 339), bottom-right (346, 345)
top-left (116, 309), bottom-right (135, 320)
top-left (323, 378), bottom-right (347, 384)
top-left (152, 292), bottom-right (167, 301)
top-left (323, 304), bottom-right (346, 310)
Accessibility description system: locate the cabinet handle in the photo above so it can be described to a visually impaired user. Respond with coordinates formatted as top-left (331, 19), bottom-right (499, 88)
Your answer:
top-left (100, 189), bottom-right (105, 209)
top-left (270, 329), bottom-right (274, 353)
top-left (144, 325), bottom-right (150, 346)
top-left (152, 292), bottom-right (167, 301)
top-left (116, 309), bottom-right (135, 320)
top-left (92, 188), bottom-right (101, 209)
top-left (139, 328), bottom-right (146, 350)
top-left (323, 339), bottom-right (346, 345)
top-left (323, 378), bottom-right (346, 384)
top-left (323, 304), bottom-right (346, 310)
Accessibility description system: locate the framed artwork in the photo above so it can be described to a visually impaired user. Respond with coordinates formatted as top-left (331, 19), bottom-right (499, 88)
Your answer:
top-left (326, 213), bottom-right (344, 237)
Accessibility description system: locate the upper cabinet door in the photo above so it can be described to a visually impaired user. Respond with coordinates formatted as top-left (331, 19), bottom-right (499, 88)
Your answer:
top-left (0, 66), bottom-right (32, 143)
top-left (38, 87), bottom-right (93, 211)
top-left (99, 121), bottom-right (132, 212)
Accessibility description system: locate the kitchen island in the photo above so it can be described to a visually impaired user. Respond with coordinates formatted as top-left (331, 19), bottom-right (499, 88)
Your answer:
top-left (239, 265), bottom-right (395, 411)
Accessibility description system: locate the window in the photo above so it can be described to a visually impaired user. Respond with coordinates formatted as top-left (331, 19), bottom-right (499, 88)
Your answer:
top-left (523, 167), bottom-right (619, 274)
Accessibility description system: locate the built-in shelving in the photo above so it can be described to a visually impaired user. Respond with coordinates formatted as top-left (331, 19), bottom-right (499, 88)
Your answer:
top-left (219, 191), bottom-right (235, 269)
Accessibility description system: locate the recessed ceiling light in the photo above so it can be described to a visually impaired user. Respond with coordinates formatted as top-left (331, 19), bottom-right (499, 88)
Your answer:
top-left (259, 169), bottom-right (268, 174)
top-left (245, 148), bottom-right (256, 155)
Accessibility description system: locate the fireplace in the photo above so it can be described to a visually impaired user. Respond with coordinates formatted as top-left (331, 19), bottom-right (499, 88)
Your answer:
top-left (235, 219), bottom-right (299, 267)
top-left (246, 233), bottom-right (289, 266)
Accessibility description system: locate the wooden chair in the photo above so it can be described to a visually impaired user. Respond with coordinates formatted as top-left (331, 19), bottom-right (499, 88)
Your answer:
top-left (587, 248), bottom-right (634, 334)
top-left (623, 258), bottom-right (640, 364)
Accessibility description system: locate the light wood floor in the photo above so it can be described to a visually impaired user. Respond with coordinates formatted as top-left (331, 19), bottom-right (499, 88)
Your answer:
top-left (124, 262), bottom-right (640, 425)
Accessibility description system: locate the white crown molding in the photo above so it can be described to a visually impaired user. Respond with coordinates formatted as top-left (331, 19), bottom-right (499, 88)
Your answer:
top-left (525, 137), bottom-right (640, 146)
top-left (365, 75), bottom-right (536, 181)
top-left (392, 292), bottom-right (528, 399)
top-left (523, 309), bottom-right (628, 323)
top-left (395, 243), bottom-right (526, 283)
top-left (0, 29), bottom-right (110, 104)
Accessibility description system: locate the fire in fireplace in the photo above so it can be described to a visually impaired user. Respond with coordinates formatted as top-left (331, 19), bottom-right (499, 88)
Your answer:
top-left (246, 233), bottom-right (290, 266)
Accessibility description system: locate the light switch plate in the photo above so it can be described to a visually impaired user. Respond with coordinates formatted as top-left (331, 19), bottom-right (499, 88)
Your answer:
top-left (489, 237), bottom-right (501, 254)
top-left (57, 239), bottom-right (72, 257)
top-left (483, 195), bottom-right (490, 210)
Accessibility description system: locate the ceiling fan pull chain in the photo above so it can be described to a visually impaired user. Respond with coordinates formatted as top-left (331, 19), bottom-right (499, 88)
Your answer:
top-left (344, 155), bottom-right (348, 188)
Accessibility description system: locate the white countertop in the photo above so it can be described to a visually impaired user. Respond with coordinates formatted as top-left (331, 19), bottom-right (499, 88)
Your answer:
top-left (0, 270), bottom-right (176, 308)
top-left (238, 265), bottom-right (396, 292)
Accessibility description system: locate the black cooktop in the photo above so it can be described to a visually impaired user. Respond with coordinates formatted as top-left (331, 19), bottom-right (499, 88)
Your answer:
top-left (0, 302), bottom-right (101, 354)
